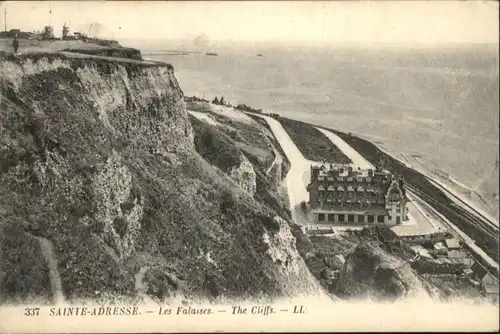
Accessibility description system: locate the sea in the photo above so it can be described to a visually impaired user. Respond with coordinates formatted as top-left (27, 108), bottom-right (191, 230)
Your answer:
top-left (130, 39), bottom-right (499, 220)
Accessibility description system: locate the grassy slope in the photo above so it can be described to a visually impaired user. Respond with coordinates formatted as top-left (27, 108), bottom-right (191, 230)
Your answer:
top-left (0, 224), bottom-right (52, 304)
top-left (190, 115), bottom-right (242, 172)
top-left (245, 113), bottom-right (291, 179)
top-left (0, 60), bottom-right (289, 303)
top-left (278, 117), bottom-right (351, 163)
top-left (190, 115), bottom-right (291, 222)
top-left (0, 38), bottom-right (141, 60)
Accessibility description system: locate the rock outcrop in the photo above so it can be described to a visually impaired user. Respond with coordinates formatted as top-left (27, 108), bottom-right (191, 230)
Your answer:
top-left (262, 216), bottom-right (326, 297)
top-left (337, 243), bottom-right (431, 301)
top-left (229, 154), bottom-right (257, 197)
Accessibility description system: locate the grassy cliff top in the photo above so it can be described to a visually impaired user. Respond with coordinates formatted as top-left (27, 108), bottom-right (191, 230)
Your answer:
top-left (0, 38), bottom-right (173, 69)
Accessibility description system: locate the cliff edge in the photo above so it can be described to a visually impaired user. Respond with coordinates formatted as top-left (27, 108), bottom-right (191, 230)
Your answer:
top-left (0, 51), bottom-right (323, 304)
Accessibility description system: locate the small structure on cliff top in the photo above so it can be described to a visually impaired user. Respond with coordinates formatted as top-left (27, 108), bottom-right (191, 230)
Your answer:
top-left (42, 25), bottom-right (54, 39)
top-left (62, 23), bottom-right (69, 39)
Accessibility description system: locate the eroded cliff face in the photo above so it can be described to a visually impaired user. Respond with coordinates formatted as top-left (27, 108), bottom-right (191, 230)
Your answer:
top-left (0, 52), bottom-right (322, 304)
top-left (229, 154), bottom-right (257, 197)
top-left (337, 243), bottom-right (432, 301)
top-left (262, 217), bottom-right (326, 297)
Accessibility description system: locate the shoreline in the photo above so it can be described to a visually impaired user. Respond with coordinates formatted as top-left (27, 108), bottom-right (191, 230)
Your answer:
top-left (369, 142), bottom-right (499, 224)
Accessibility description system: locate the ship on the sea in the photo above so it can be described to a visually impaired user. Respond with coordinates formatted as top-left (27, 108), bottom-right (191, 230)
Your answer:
top-left (257, 53), bottom-right (263, 57)
top-left (206, 52), bottom-right (218, 56)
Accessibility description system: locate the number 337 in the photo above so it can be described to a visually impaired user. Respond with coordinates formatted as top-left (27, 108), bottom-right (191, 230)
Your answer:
top-left (24, 308), bottom-right (40, 316)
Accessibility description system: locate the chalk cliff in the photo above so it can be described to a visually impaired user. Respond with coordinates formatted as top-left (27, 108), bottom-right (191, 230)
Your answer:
top-left (0, 50), bottom-right (323, 304)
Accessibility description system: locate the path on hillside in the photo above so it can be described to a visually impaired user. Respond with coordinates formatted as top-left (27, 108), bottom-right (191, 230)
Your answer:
top-left (315, 127), bottom-right (375, 170)
top-left (134, 267), bottom-right (156, 304)
top-left (187, 110), bottom-right (218, 126)
top-left (248, 113), bottom-right (311, 226)
top-left (31, 235), bottom-right (65, 305)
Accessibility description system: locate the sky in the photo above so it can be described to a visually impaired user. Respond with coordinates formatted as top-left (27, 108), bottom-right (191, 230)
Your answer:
top-left (1, 1), bottom-right (498, 46)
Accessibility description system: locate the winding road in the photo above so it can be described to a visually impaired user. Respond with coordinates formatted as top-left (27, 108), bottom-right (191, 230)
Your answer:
top-left (315, 127), bottom-right (375, 170)
top-left (249, 113), bottom-right (499, 272)
top-left (248, 113), bottom-right (311, 226)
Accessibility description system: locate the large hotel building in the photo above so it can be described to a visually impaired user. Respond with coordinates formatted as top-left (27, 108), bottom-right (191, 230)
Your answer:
top-left (306, 163), bottom-right (408, 225)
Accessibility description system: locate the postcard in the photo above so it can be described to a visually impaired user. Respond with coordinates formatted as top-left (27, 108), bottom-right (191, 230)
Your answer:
top-left (0, 1), bottom-right (498, 332)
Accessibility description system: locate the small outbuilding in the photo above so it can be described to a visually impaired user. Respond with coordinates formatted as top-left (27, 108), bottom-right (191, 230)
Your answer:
top-left (481, 273), bottom-right (499, 304)
top-left (445, 238), bottom-right (461, 250)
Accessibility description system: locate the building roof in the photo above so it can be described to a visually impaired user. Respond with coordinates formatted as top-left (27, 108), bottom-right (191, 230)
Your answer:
top-left (410, 245), bottom-right (433, 259)
top-left (434, 242), bottom-right (446, 250)
top-left (310, 202), bottom-right (387, 215)
top-left (483, 273), bottom-right (499, 295)
top-left (447, 250), bottom-right (468, 258)
top-left (485, 285), bottom-right (499, 295)
top-left (445, 238), bottom-right (461, 249)
top-left (458, 258), bottom-right (475, 267)
top-left (463, 268), bottom-right (474, 276)
top-left (313, 164), bottom-right (391, 178)
top-left (482, 273), bottom-right (499, 286)
top-left (472, 262), bottom-right (489, 280)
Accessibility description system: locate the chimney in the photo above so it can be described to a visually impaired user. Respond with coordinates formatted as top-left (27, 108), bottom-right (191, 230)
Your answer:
top-left (311, 166), bottom-right (319, 180)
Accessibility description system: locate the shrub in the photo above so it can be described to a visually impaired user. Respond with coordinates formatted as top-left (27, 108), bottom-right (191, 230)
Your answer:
top-left (261, 213), bottom-right (280, 234)
top-left (300, 201), bottom-right (308, 213)
top-left (112, 216), bottom-right (128, 238)
top-left (120, 201), bottom-right (135, 215)
top-left (220, 189), bottom-right (237, 215)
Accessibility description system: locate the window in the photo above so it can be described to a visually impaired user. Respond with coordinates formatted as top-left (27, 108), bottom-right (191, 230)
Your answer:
top-left (388, 215), bottom-right (392, 221)
top-left (348, 214), bottom-right (355, 223)
top-left (358, 215), bottom-right (364, 223)
top-left (377, 215), bottom-right (384, 223)
top-left (338, 214), bottom-right (345, 222)
top-left (368, 215), bottom-right (375, 223)
top-left (318, 213), bottom-right (325, 222)
top-left (328, 214), bottom-right (335, 222)
top-left (396, 208), bottom-right (401, 213)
